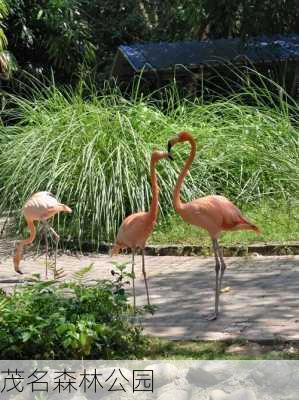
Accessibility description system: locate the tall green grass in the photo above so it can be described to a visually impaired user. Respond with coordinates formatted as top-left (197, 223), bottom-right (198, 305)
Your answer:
top-left (0, 75), bottom-right (298, 246)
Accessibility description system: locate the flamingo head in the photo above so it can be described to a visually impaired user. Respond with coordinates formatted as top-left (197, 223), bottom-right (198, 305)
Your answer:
top-left (167, 131), bottom-right (194, 158)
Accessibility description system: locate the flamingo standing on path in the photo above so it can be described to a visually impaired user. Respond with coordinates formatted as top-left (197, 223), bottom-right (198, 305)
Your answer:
top-left (112, 150), bottom-right (171, 312)
top-left (13, 191), bottom-right (72, 276)
top-left (167, 131), bottom-right (260, 320)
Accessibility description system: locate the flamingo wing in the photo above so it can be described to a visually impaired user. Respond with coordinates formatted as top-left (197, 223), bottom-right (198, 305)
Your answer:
top-left (180, 195), bottom-right (257, 237)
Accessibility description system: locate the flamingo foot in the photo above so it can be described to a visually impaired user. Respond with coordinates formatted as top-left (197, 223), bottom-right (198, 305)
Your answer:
top-left (204, 312), bottom-right (218, 321)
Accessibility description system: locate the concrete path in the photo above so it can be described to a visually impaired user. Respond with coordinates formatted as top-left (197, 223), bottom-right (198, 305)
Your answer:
top-left (0, 242), bottom-right (298, 340)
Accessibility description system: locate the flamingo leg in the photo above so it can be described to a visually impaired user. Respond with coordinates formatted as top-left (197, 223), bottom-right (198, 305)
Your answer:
top-left (54, 239), bottom-right (59, 279)
top-left (213, 239), bottom-right (221, 318)
top-left (43, 221), bottom-right (60, 241)
top-left (214, 239), bottom-right (220, 318)
top-left (206, 239), bottom-right (221, 321)
top-left (131, 249), bottom-right (136, 314)
top-left (42, 222), bottom-right (49, 279)
top-left (210, 238), bottom-right (228, 320)
top-left (43, 220), bottom-right (60, 279)
top-left (217, 245), bottom-right (227, 292)
top-left (141, 249), bottom-right (150, 306)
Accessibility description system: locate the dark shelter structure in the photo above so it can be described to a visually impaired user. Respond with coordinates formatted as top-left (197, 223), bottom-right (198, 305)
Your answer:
top-left (111, 34), bottom-right (299, 98)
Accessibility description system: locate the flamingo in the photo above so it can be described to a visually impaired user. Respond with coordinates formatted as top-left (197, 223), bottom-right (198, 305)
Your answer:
top-left (111, 149), bottom-right (171, 311)
top-left (167, 131), bottom-right (260, 320)
top-left (13, 191), bottom-right (72, 276)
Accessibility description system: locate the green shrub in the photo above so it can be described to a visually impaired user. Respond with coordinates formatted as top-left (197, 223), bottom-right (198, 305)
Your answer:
top-left (5, 0), bottom-right (95, 82)
top-left (0, 78), bottom-right (298, 246)
top-left (0, 264), bottom-right (148, 359)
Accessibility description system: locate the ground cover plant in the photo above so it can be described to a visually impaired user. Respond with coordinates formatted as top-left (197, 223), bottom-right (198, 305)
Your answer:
top-left (0, 73), bottom-right (298, 248)
top-left (0, 265), bottom-right (148, 359)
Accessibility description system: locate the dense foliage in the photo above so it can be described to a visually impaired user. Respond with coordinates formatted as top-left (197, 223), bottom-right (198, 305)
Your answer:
top-left (5, 0), bottom-right (95, 82)
top-left (0, 0), bottom-right (7, 51)
top-left (3, 0), bottom-right (299, 85)
top-left (0, 75), bottom-right (298, 246)
top-left (0, 0), bottom-right (16, 78)
top-left (0, 264), bottom-right (147, 359)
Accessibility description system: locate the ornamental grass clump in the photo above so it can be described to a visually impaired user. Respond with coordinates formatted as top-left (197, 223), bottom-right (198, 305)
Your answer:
top-left (0, 74), bottom-right (298, 247)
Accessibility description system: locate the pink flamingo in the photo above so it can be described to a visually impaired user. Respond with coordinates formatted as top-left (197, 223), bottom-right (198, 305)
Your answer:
top-left (112, 150), bottom-right (171, 311)
top-left (13, 191), bottom-right (72, 276)
top-left (168, 131), bottom-right (260, 320)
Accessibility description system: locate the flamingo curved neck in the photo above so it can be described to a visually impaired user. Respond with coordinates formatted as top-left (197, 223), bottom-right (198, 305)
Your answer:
top-left (14, 219), bottom-right (36, 272)
top-left (20, 219), bottom-right (36, 246)
top-left (149, 159), bottom-right (159, 221)
top-left (173, 137), bottom-right (196, 213)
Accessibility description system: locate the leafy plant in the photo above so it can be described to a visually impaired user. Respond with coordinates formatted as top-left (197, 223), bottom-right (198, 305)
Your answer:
top-left (72, 263), bottom-right (94, 284)
top-left (5, 0), bottom-right (95, 82)
top-left (110, 261), bottom-right (132, 297)
top-left (0, 0), bottom-right (17, 79)
top-left (0, 0), bottom-right (8, 51)
top-left (0, 264), bottom-right (148, 359)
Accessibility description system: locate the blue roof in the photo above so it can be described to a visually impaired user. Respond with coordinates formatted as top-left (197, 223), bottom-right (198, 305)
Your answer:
top-left (117, 34), bottom-right (299, 72)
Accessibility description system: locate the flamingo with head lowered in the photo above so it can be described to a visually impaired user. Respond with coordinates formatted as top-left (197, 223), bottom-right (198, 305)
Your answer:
top-left (13, 191), bottom-right (72, 276)
top-left (112, 149), bottom-right (171, 312)
top-left (167, 131), bottom-right (260, 320)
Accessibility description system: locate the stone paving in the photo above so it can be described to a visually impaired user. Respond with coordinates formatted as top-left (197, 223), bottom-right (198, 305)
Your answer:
top-left (0, 236), bottom-right (298, 341)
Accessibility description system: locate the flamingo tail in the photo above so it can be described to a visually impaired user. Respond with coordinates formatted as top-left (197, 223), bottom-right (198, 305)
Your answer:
top-left (58, 203), bottom-right (72, 213)
top-left (240, 216), bottom-right (261, 235)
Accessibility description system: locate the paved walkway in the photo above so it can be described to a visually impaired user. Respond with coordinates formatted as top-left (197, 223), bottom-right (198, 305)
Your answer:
top-left (0, 240), bottom-right (298, 340)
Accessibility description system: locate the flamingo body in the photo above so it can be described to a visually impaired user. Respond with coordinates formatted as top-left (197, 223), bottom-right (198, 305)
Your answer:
top-left (179, 195), bottom-right (259, 239)
top-left (22, 192), bottom-right (71, 221)
top-left (113, 212), bottom-right (155, 252)
top-left (13, 191), bottom-right (72, 274)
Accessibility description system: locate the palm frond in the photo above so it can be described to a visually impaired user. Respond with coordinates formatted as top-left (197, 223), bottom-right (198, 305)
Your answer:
top-left (72, 264), bottom-right (94, 283)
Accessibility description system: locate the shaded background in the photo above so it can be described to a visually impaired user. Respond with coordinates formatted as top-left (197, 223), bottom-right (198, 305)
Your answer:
top-left (3, 0), bottom-right (299, 86)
